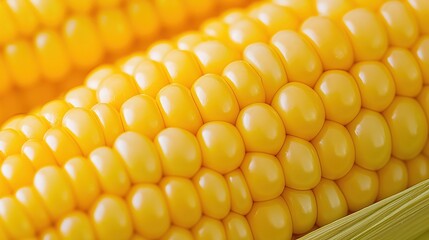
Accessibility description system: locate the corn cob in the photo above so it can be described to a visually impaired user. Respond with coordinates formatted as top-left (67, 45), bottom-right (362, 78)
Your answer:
top-left (0, 0), bottom-right (428, 239)
top-left (0, 0), bottom-right (257, 123)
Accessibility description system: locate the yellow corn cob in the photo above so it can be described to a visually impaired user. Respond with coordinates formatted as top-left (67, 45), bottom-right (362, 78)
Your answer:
top-left (0, 0), bottom-right (257, 123)
top-left (0, 0), bottom-right (428, 239)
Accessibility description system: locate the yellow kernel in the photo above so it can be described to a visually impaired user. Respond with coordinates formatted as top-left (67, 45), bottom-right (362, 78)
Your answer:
top-left (198, 121), bottom-right (245, 174)
top-left (121, 94), bottom-right (165, 139)
top-left (222, 212), bottom-right (253, 240)
top-left (315, 70), bottom-right (361, 125)
top-left (176, 32), bottom-right (208, 51)
top-left (157, 84), bottom-right (203, 134)
top-left (18, 115), bottom-right (49, 140)
top-left (383, 47), bottom-right (423, 97)
top-left (1, 154), bottom-right (34, 190)
top-left (90, 195), bottom-right (133, 240)
top-left (63, 15), bottom-right (104, 69)
top-left (201, 20), bottom-right (230, 44)
top-left (0, 1), bottom-right (18, 45)
top-left (155, 128), bottom-right (201, 178)
top-left (65, 86), bottom-right (97, 109)
top-left (57, 211), bottom-right (95, 240)
top-left (312, 121), bottom-right (355, 180)
top-left (273, 0), bottom-right (316, 20)
top-left (39, 228), bottom-right (60, 240)
top-left (0, 129), bottom-right (26, 156)
top-left (228, 18), bottom-right (269, 52)
top-left (347, 109), bottom-right (391, 170)
top-left (4, 40), bottom-right (40, 88)
top-left (34, 30), bottom-right (71, 81)
top-left (383, 97), bottom-right (428, 160)
top-left (39, 100), bottom-right (71, 127)
top-left (337, 165), bottom-right (379, 212)
top-left (43, 127), bottom-right (82, 166)
top-left (97, 73), bottom-right (138, 109)
top-left (126, 184), bottom-right (170, 239)
top-left (349, 61), bottom-right (396, 112)
top-left (34, 166), bottom-right (76, 221)
top-left (85, 65), bottom-right (120, 91)
top-left (278, 136), bottom-right (321, 190)
top-left (191, 74), bottom-right (239, 123)
top-left (125, 0), bottom-right (161, 40)
top-left (114, 131), bottom-right (162, 183)
top-left (249, 3), bottom-right (299, 36)
top-left (315, 0), bottom-right (354, 20)
top-left (92, 103), bottom-right (124, 146)
top-left (313, 178), bottom-right (348, 226)
top-left (247, 197), bottom-right (293, 240)
top-left (7, 0), bottom-right (39, 36)
top-left (342, 8), bottom-right (388, 61)
top-left (192, 216), bottom-right (227, 240)
top-left (29, 0), bottom-right (65, 27)
top-left (282, 188), bottom-right (317, 234)
top-left (63, 157), bottom-right (100, 210)
top-left (0, 197), bottom-right (35, 238)
top-left (412, 36), bottom-right (429, 85)
top-left (301, 16), bottom-right (354, 70)
top-left (379, 1), bottom-right (419, 48)
top-left (147, 41), bottom-right (175, 62)
top-left (222, 60), bottom-right (265, 109)
top-left (271, 30), bottom-right (323, 87)
top-left (161, 226), bottom-right (193, 240)
top-left (96, 8), bottom-right (134, 53)
top-left (193, 40), bottom-right (240, 74)
top-left (132, 59), bottom-right (171, 97)
top-left (163, 49), bottom-right (202, 88)
top-left (15, 187), bottom-right (51, 232)
top-left (193, 168), bottom-right (230, 219)
top-left (236, 103), bottom-right (285, 155)
top-left (89, 147), bottom-right (131, 196)
top-left (224, 169), bottom-right (253, 215)
top-left (241, 152), bottom-right (285, 201)
top-left (243, 43), bottom-right (288, 103)
top-left (221, 9), bottom-right (246, 24)
top-left (352, 0), bottom-right (384, 10)
top-left (377, 157), bottom-right (408, 201)
top-left (406, 0), bottom-right (429, 34)
top-left (272, 82), bottom-right (325, 141)
top-left (62, 108), bottom-right (105, 156)
top-left (406, 154), bottom-right (429, 186)
top-left (160, 177), bottom-right (202, 228)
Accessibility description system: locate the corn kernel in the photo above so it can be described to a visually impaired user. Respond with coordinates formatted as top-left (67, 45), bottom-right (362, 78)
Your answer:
top-left (278, 136), bottom-right (321, 189)
top-left (126, 184), bottom-right (170, 239)
top-left (161, 226), bottom-right (193, 240)
top-left (96, 73), bottom-right (138, 109)
top-left (0, 2), bottom-right (18, 45)
top-left (413, 36), bottom-right (429, 84)
top-left (272, 82), bottom-right (325, 141)
top-left (313, 178), bottom-right (348, 226)
top-left (6, 0), bottom-right (39, 36)
top-left (347, 109), bottom-right (391, 171)
top-left (155, 128), bottom-right (201, 178)
top-left (163, 49), bottom-right (202, 88)
top-left (0, 196), bottom-right (35, 238)
top-left (90, 195), bottom-right (133, 240)
top-left (198, 121), bottom-right (245, 174)
top-left (223, 212), bottom-right (253, 240)
top-left (228, 17), bottom-right (269, 52)
top-left (92, 103), bottom-right (124, 146)
top-left (406, 154), bottom-right (429, 186)
top-left (312, 121), bottom-right (354, 180)
top-left (160, 177), bottom-right (202, 228)
top-left (57, 211), bottom-right (95, 240)
top-left (191, 74), bottom-right (239, 123)
top-left (125, 0), bottom-right (161, 40)
top-left (193, 168), bottom-right (231, 219)
top-left (132, 59), bottom-right (171, 97)
top-left (193, 40), bottom-right (240, 74)
top-left (114, 131), bottom-right (162, 183)
top-left (65, 86), bottom-right (97, 109)
top-left (377, 157), bottom-right (408, 200)
top-left (282, 188), bottom-right (317, 234)
top-left (241, 152), bottom-right (285, 201)
top-left (43, 127), bottom-right (82, 166)
top-left (248, 3), bottom-right (299, 36)
top-left (0, 129), bottom-right (26, 156)
top-left (18, 115), bottom-right (49, 140)
top-left (15, 186), bottom-right (51, 232)
top-left (39, 100), bottom-right (71, 127)
top-left (224, 169), bottom-right (253, 215)
top-left (383, 97), bottom-right (428, 160)
top-left (29, 0), bottom-right (65, 27)
top-left (407, 0), bottom-right (429, 34)
top-left (192, 216), bottom-right (227, 240)
top-left (1, 154), bottom-right (34, 190)
top-left (315, 0), bottom-right (354, 20)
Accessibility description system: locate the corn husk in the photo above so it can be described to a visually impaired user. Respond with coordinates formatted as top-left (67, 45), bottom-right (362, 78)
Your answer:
top-left (300, 179), bottom-right (429, 240)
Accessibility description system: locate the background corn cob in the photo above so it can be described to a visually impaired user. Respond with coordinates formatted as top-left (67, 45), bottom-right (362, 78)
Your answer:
top-left (0, 0), bottom-right (428, 239)
top-left (0, 0), bottom-right (257, 123)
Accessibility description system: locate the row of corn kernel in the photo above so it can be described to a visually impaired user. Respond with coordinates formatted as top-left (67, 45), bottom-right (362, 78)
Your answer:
top-left (0, 0), bottom-right (257, 123)
top-left (0, 0), bottom-right (428, 239)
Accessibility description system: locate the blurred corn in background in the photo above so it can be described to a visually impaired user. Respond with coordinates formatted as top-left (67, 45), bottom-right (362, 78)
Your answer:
top-left (0, 0), bottom-right (428, 239)
top-left (0, 0), bottom-right (256, 122)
